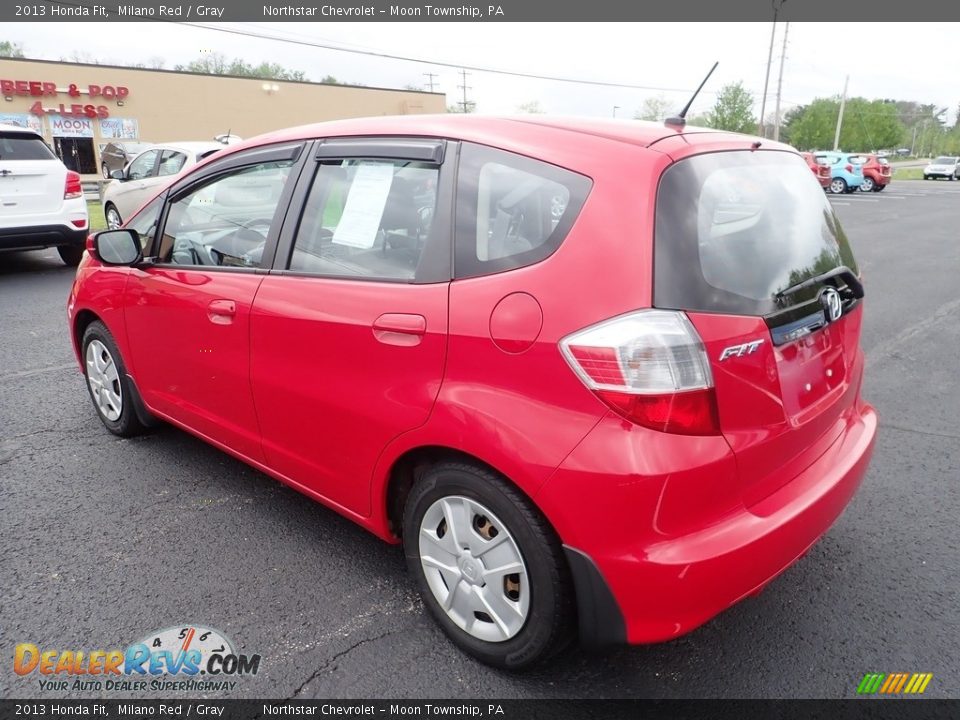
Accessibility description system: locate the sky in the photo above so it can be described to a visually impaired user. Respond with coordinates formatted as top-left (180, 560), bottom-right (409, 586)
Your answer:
top-left (6, 22), bottom-right (959, 123)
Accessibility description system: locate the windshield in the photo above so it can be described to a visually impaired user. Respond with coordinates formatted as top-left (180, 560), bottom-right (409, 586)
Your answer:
top-left (655, 150), bottom-right (858, 316)
top-left (933, 156), bottom-right (954, 164)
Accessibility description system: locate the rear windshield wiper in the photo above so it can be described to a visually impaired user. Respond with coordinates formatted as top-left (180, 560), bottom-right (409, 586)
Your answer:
top-left (774, 265), bottom-right (864, 303)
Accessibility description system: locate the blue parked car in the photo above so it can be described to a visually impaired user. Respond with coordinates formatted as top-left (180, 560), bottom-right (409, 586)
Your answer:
top-left (815, 152), bottom-right (865, 194)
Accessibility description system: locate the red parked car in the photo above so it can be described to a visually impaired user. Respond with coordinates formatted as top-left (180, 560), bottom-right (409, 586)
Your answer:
top-left (801, 151), bottom-right (832, 189)
top-left (858, 154), bottom-right (892, 192)
top-left (67, 116), bottom-right (877, 669)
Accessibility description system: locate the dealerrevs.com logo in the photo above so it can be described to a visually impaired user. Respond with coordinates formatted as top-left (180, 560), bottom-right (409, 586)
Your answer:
top-left (14, 625), bottom-right (261, 693)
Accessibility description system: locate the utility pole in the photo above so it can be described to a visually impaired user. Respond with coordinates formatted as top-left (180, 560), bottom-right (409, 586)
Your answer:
top-left (833, 74), bottom-right (849, 151)
top-left (422, 73), bottom-right (438, 93)
top-left (758, 0), bottom-right (787, 137)
top-left (612, 106), bottom-right (620, 118)
top-left (773, 21), bottom-right (789, 141)
top-left (457, 69), bottom-right (473, 113)
top-left (911, 124), bottom-right (918, 156)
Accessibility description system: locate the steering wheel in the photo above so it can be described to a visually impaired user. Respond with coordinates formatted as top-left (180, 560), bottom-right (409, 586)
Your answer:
top-left (236, 218), bottom-right (272, 237)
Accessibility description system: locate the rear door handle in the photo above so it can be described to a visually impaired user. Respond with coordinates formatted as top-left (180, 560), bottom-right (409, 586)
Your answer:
top-left (373, 313), bottom-right (426, 346)
top-left (207, 299), bottom-right (236, 325)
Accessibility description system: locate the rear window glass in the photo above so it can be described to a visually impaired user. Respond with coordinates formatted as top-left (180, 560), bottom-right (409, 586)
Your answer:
top-left (655, 151), bottom-right (858, 316)
top-left (0, 132), bottom-right (56, 161)
top-left (454, 143), bottom-right (591, 279)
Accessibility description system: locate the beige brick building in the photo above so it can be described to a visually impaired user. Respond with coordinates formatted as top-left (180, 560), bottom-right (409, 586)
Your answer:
top-left (0, 57), bottom-right (446, 177)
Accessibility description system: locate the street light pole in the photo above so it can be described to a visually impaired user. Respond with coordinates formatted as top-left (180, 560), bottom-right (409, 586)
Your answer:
top-left (758, 0), bottom-right (786, 138)
top-left (773, 21), bottom-right (789, 141)
top-left (612, 106), bottom-right (620, 118)
top-left (833, 75), bottom-right (849, 151)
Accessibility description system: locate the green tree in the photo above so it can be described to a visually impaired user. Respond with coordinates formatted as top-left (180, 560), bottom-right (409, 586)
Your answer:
top-left (704, 82), bottom-right (756, 134)
top-left (447, 101), bottom-right (476, 113)
top-left (174, 53), bottom-right (307, 81)
top-left (785, 97), bottom-right (905, 151)
top-left (634, 95), bottom-right (671, 122)
top-left (516, 100), bottom-right (544, 114)
top-left (0, 40), bottom-right (25, 57)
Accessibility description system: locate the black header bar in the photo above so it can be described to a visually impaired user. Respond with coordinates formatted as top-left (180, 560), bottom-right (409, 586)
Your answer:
top-left (2, 0), bottom-right (959, 22)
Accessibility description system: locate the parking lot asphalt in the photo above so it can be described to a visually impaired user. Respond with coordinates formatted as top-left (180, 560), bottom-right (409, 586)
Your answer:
top-left (2, 180), bottom-right (958, 700)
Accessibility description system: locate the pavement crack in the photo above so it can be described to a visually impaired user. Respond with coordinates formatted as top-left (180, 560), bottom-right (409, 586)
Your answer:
top-left (286, 628), bottom-right (402, 700)
top-left (880, 422), bottom-right (960, 441)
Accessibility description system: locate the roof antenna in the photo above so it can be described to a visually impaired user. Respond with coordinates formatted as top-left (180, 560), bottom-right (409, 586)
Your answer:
top-left (665, 61), bottom-right (719, 127)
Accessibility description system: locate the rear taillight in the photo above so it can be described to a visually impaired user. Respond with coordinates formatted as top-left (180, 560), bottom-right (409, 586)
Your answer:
top-left (845, 164), bottom-right (853, 173)
top-left (560, 310), bottom-right (720, 435)
top-left (64, 171), bottom-right (82, 199)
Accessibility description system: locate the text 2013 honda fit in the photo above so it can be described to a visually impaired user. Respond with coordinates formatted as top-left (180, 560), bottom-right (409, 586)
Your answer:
top-left (68, 115), bottom-right (877, 669)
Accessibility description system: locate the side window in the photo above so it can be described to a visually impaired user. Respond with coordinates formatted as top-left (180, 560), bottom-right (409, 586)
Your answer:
top-left (127, 196), bottom-right (164, 251)
top-left (455, 143), bottom-right (591, 279)
top-left (127, 150), bottom-right (159, 180)
top-left (288, 158), bottom-right (440, 281)
top-left (156, 160), bottom-right (293, 268)
top-left (158, 150), bottom-right (187, 177)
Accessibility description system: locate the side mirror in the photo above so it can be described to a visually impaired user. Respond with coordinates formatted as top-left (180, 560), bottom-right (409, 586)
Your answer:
top-left (110, 169), bottom-right (126, 181)
top-left (93, 229), bottom-right (142, 266)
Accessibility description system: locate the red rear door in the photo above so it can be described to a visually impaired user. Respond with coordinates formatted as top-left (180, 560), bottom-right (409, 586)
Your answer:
top-left (655, 149), bottom-right (865, 505)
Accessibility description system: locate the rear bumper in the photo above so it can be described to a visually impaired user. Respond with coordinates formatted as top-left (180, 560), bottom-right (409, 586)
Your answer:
top-left (0, 224), bottom-right (88, 251)
top-left (542, 404), bottom-right (877, 646)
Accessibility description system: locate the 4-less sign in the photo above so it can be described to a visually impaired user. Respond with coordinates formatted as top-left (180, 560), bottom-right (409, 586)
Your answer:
top-left (0, 79), bottom-right (130, 119)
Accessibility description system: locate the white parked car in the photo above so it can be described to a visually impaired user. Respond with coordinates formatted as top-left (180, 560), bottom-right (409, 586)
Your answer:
top-left (101, 141), bottom-right (224, 228)
top-left (923, 156), bottom-right (960, 180)
top-left (0, 123), bottom-right (89, 266)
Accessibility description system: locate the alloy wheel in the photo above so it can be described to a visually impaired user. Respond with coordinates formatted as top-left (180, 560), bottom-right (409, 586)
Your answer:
top-left (105, 206), bottom-right (122, 230)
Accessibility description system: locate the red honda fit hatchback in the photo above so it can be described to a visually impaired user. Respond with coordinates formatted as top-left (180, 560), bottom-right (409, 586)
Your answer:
top-left (68, 115), bottom-right (877, 669)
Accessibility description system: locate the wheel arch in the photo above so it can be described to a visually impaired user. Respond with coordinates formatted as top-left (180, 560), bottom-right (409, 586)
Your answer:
top-left (383, 445), bottom-right (549, 542)
top-left (72, 308), bottom-right (102, 360)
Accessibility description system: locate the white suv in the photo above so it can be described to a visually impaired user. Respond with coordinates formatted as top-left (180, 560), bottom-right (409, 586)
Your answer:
top-left (0, 123), bottom-right (89, 266)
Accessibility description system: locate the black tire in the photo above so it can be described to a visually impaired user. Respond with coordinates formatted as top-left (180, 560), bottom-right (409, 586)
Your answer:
top-left (829, 178), bottom-right (847, 194)
top-left (104, 203), bottom-right (123, 230)
top-left (403, 461), bottom-right (575, 670)
top-left (58, 245), bottom-right (85, 266)
top-left (101, 163), bottom-right (110, 179)
top-left (81, 321), bottom-right (147, 438)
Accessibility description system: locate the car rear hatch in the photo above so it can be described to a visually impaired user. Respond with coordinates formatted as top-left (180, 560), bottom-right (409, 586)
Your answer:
top-left (877, 157), bottom-right (891, 177)
top-left (0, 130), bottom-right (66, 220)
top-left (655, 150), bottom-right (865, 506)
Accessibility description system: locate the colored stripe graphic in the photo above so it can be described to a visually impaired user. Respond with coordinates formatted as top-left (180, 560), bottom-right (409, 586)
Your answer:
top-left (857, 672), bottom-right (932, 695)
top-left (857, 673), bottom-right (885, 694)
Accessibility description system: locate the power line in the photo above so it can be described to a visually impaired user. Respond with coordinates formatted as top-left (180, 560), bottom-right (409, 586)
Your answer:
top-left (457, 69), bottom-right (474, 113)
top-left (176, 21), bottom-right (725, 94)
